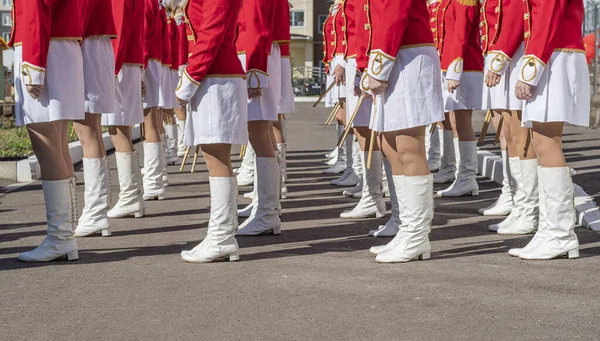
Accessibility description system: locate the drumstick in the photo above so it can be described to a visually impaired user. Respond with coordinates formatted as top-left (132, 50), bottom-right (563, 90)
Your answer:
top-left (240, 144), bottom-right (247, 159)
top-left (324, 101), bottom-right (341, 125)
top-left (367, 96), bottom-right (378, 169)
top-left (191, 145), bottom-right (201, 173)
top-left (494, 114), bottom-right (504, 146)
top-left (523, 128), bottom-right (533, 158)
top-left (478, 110), bottom-right (493, 144)
top-left (313, 82), bottom-right (336, 107)
top-left (69, 125), bottom-right (75, 138)
top-left (337, 94), bottom-right (365, 149)
top-left (140, 123), bottom-right (145, 141)
top-left (179, 146), bottom-right (192, 172)
top-left (429, 123), bottom-right (438, 134)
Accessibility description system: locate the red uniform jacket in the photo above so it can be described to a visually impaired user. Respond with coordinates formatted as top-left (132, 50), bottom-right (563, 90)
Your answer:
top-left (144, 0), bottom-right (163, 67)
top-left (354, 0), bottom-right (372, 72)
top-left (518, 0), bottom-right (585, 86)
top-left (272, 0), bottom-right (291, 46)
top-left (322, 7), bottom-right (336, 72)
top-left (112, 0), bottom-right (145, 74)
top-left (481, 0), bottom-right (524, 76)
top-left (332, 2), bottom-right (347, 61)
top-left (177, 21), bottom-right (188, 70)
top-left (368, 0), bottom-right (435, 82)
top-left (434, 0), bottom-right (483, 80)
top-left (176, 0), bottom-right (245, 102)
top-left (169, 16), bottom-right (179, 71)
top-left (344, 0), bottom-right (356, 60)
top-left (236, 0), bottom-right (275, 88)
top-left (161, 7), bottom-right (171, 67)
top-left (429, 1), bottom-right (441, 47)
top-left (9, 0), bottom-right (82, 85)
top-left (81, 0), bottom-right (117, 39)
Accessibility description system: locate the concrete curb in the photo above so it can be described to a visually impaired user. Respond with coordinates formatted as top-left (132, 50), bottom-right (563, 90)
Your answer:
top-left (477, 149), bottom-right (600, 234)
top-left (16, 124), bottom-right (143, 182)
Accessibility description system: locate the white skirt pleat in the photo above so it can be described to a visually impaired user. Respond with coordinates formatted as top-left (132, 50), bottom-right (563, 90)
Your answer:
top-left (279, 57), bottom-right (296, 114)
top-left (443, 71), bottom-right (484, 112)
top-left (158, 65), bottom-right (174, 109)
top-left (482, 44), bottom-right (525, 111)
top-left (102, 65), bottom-right (144, 126)
top-left (82, 37), bottom-right (116, 114)
top-left (143, 60), bottom-right (161, 109)
top-left (345, 58), bottom-right (372, 127)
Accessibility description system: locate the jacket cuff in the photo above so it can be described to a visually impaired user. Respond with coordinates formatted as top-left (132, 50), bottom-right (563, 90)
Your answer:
top-left (334, 55), bottom-right (347, 69)
top-left (175, 68), bottom-right (200, 102)
top-left (445, 57), bottom-right (463, 81)
top-left (246, 69), bottom-right (269, 89)
top-left (21, 62), bottom-right (45, 85)
top-left (359, 71), bottom-right (372, 95)
top-left (518, 55), bottom-right (546, 86)
top-left (367, 49), bottom-right (396, 82)
top-left (485, 51), bottom-right (511, 76)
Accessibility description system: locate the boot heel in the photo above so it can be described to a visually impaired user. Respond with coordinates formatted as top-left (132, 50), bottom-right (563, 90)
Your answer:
top-left (419, 251), bottom-right (431, 260)
top-left (272, 226), bottom-right (282, 235)
top-left (101, 229), bottom-right (111, 237)
top-left (471, 189), bottom-right (479, 196)
top-left (134, 210), bottom-right (144, 218)
top-left (375, 211), bottom-right (385, 218)
top-left (67, 250), bottom-right (79, 261)
top-left (157, 195), bottom-right (165, 201)
top-left (567, 248), bottom-right (579, 259)
top-left (229, 252), bottom-right (240, 262)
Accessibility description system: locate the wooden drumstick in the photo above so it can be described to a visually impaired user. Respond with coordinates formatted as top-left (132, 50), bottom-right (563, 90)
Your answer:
top-left (367, 96), bottom-right (378, 169)
top-left (313, 82), bottom-right (336, 107)
top-left (494, 114), bottom-right (504, 146)
top-left (191, 145), bottom-right (201, 173)
top-left (478, 110), bottom-right (493, 144)
top-left (337, 94), bottom-right (365, 149)
top-left (179, 146), bottom-right (192, 172)
top-left (69, 125), bottom-right (75, 138)
top-left (324, 101), bottom-right (341, 125)
top-left (240, 144), bottom-right (247, 159)
top-left (523, 128), bottom-right (533, 158)
top-left (429, 123), bottom-right (438, 134)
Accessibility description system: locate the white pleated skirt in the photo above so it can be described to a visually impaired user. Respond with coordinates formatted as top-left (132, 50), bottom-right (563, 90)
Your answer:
top-left (371, 46), bottom-right (444, 132)
top-left (170, 69), bottom-right (181, 108)
top-left (482, 44), bottom-right (525, 111)
top-left (239, 43), bottom-right (281, 122)
top-left (143, 60), bottom-right (161, 109)
top-left (158, 65), bottom-right (174, 109)
top-left (329, 55), bottom-right (347, 102)
top-left (522, 51), bottom-right (590, 127)
top-left (443, 71), bottom-right (484, 112)
top-left (102, 65), bottom-right (144, 126)
top-left (184, 77), bottom-right (248, 146)
top-left (82, 37), bottom-right (116, 114)
top-left (14, 42), bottom-right (85, 126)
top-left (345, 58), bottom-right (372, 127)
top-left (325, 75), bottom-right (335, 108)
top-left (279, 57), bottom-right (296, 114)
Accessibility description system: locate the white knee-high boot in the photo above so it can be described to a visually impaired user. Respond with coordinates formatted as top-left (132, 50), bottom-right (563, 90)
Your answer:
top-left (369, 159), bottom-right (402, 237)
top-left (324, 125), bottom-right (346, 172)
top-left (375, 175), bottom-right (433, 263)
top-left (433, 130), bottom-right (456, 184)
top-left (107, 152), bottom-right (145, 218)
top-left (176, 118), bottom-right (186, 157)
top-left (343, 139), bottom-right (364, 196)
top-left (19, 179), bottom-right (79, 262)
top-left (479, 150), bottom-right (514, 216)
top-left (426, 125), bottom-right (441, 171)
top-left (181, 177), bottom-right (240, 262)
top-left (277, 143), bottom-right (288, 199)
top-left (165, 124), bottom-right (179, 165)
top-left (325, 124), bottom-right (343, 165)
top-left (237, 144), bottom-right (255, 186)
top-left (74, 158), bottom-right (111, 237)
top-left (143, 142), bottom-right (165, 200)
top-left (237, 157), bottom-right (281, 235)
top-left (340, 151), bottom-right (385, 219)
top-left (437, 141), bottom-right (479, 197)
top-left (331, 135), bottom-right (359, 186)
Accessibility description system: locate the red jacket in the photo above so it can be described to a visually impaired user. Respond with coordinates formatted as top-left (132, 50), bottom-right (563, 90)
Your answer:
top-left (280, 44), bottom-right (290, 58)
top-left (272, 0), bottom-right (291, 45)
top-left (161, 7), bottom-right (171, 67)
top-left (368, 0), bottom-right (434, 82)
top-left (9, 0), bottom-right (82, 85)
top-left (429, 1), bottom-right (441, 46)
top-left (112, 0), bottom-right (145, 74)
top-left (434, 0), bottom-right (483, 80)
top-left (344, 0), bottom-right (356, 60)
top-left (169, 16), bottom-right (179, 71)
top-left (236, 0), bottom-right (275, 88)
top-left (176, 0), bottom-right (245, 101)
top-left (177, 21), bottom-right (188, 70)
top-left (481, 0), bottom-right (524, 75)
top-left (332, 3), bottom-right (346, 60)
top-left (518, 0), bottom-right (585, 86)
top-left (354, 0), bottom-right (372, 72)
top-left (322, 7), bottom-right (336, 69)
top-left (144, 0), bottom-right (163, 66)
top-left (81, 0), bottom-right (117, 39)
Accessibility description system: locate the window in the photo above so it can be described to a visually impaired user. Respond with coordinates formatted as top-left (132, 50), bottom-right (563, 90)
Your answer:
top-left (317, 15), bottom-right (327, 33)
top-left (3, 0), bottom-right (11, 6)
top-left (290, 10), bottom-right (305, 27)
top-left (2, 13), bottom-right (10, 26)
top-left (2, 32), bottom-right (9, 42)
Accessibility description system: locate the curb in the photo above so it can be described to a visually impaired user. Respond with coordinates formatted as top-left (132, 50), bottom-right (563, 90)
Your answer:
top-left (17, 124), bottom-right (143, 182)
top-left (477, 150), bottom-right (600, 234)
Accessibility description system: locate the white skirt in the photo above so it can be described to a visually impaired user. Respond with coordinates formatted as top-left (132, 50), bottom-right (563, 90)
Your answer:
top-left (443, 71), bottom-right (484, 112)
top-left (170, 69), bottom-right (181, 108)
top-left (82, 37), bottom-right (116, 114)
top-left (102, 65), bottom-right (144, 126)
top-left (239, 43), bottom-right (281, 122)
top-left (482, 44), bottom-right (525, 111)
top-left (371, 46), bottom-right (444, 132)
top-left (345, 58), bottom-right (372, 127)
top-left (325, 74), bottom-right (335, 108)
top-left (279, 57), bottom-right (295, 114)
top-left (184, 77), bottom-right (249, 146)
top-left (329, 55), bottom-right (347, 102)
top-left (523, 51), bottom-right (590, 127)
top-left (14, 42), bottom-right (85, 126)
top-left (158, 65), bottom-right (174, 109)
top-left (143, 60), bottom-right (161, 109)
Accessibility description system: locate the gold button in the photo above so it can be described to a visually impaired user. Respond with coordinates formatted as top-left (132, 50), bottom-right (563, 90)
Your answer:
top-left (331, 30), bottom-right (335, 34)
top-left (480, 7), bottom-right (483, 12)
top-left (524, 32), bottom-right (530, 38)
top-left (331, 42), bottom-right (335, 45)
top-left (364, 4), bottom-right (368, 11)
top-left (524, 13), bottom-right (530, 19)
top-left (342, 27), bottom-right (346, 31)
top-left (342, 41), bottom-right (346, 45)
top-left (495, 6), bottom-right (500, 12)
top-left (431, 18), bottom-right (437, 22)
top-left (432, 28), bottom-right (437, 32)
top-left (495, 23), bottom-right (498, 28)
top-left (364, 23), bottom-right (371, 30)
top-left (528, 61), bottom-right (535, 67)
top-left (482, 35), bottom-right (487, 40)
top-left (480, 22), bottom-right (486, 27)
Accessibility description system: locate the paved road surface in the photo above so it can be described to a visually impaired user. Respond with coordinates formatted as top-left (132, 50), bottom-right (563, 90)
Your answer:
top-left (1, 103), bottom-right (599, 340)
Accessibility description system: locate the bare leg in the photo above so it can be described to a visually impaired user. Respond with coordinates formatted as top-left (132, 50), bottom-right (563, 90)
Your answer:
top-left (381, 131), bottom-right (404, 175)
top-left (273, 114), bottom-right (285, 144)
top-left (74, 113), bottom-right (105, 158)
top-left (501, 111), bottom-right (518, 157)
top-left (201, 144), bottom-right (233, 177)
top-left (143, 108), bottom-right (161, 143)
top-left (441, 112), bottom-right (453, 131)
top-left (452, 109), bottom-right (476, 141)
top-left (109, 126), bottom-right (135, 153)
top-left (60, 121), bottom-right (75, 177)
top-left (354, 126), bottom-right (379, 152)
top-left (175, 106), bottom-right (186, 121)
top-left (248, 121), bottom-right (276, 157)
top-left (510, 111), bottom-right (537, 160)
top-left (531, 122), bottom-right (565, 167)
top-left (27, 121), bottom-right (71, 180)
top-left (268, 122), bottom-right (277, 152)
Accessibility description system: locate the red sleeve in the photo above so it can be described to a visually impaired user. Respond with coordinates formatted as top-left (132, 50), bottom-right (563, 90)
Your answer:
top-left (112, 0), bottom-right (132, 74)
top-left (243, 0), bottom-right (270, 74)
top-left (143, 0), bottom-right (156, 68)
top-left (178, 23), bottom-right (188, 69)
top-left (489, 0), bottom-right (523, 59)
top-left (524, 0), bottom-right (564, 65)
top-left (446, 0), bottom-right (478, 65)
top-left (21, 0), bottom-right (51, 85)
top-left (186, 0), bottom-right (234, 83)
top-left (367, 0), bottom-right (411, 81)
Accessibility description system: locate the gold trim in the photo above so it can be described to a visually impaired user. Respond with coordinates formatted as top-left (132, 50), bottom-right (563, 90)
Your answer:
top-left (274, 40), bottom-right (292, 44)
top-left (457, 0), bottom-right (478, 5)
top-left (149, 58), bottom-right (162, 62)
top-left (237, 50), bottom-right (246, 55)
top-left (187, 35), bottom-right (194, 41)
top-left (206, 74), bottom-right (247, 79)
top-left (452, 57), bottom-right (464, 73)
top-left (183, 69), bottom-right (200, 86)
top-left (50, 37), bottom-right (83, 42)
top-left (21, 63), bottom-right (45, 84)
top-left (489, 52), bottom-right (509, 73)
top-left (554, 48), bottom-right (585, 54)
top-left (400, 43), bottom-right (435, 49)
top-left (13, 42), bottom-right (22, 47)
top-left (370, 51), bottom-right (395, 76)
top-left (123, 62), bottom-right (144, 68)
top-left (84, 34), bottom-right (118, 39)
